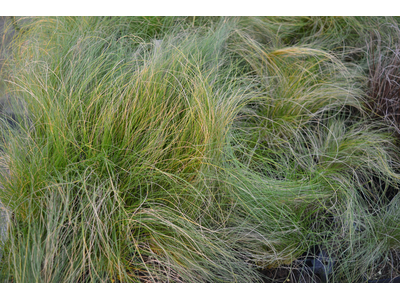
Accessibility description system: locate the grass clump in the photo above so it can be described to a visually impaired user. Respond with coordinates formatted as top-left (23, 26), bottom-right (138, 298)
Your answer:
top-left (224, 21), bottom-right (400, 281)
top-left (0, 17), bottom-right (262, 282)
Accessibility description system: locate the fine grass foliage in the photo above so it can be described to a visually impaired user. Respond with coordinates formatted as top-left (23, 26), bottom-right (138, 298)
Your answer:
top-left (0, 17), bottom-right (261, 282)
top-left (2, 16), bottom-right (400, 283)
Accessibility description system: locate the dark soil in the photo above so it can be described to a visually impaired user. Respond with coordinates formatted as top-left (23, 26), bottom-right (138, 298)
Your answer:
top-left (260, 265), bottom-right (322, 283)
top-left (259, 249), bottom-right (400, 283)
top-left (364, 250), bottom-right (400, 283)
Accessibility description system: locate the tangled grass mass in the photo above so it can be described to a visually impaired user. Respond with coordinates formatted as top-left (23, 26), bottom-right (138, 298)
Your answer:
top-left (1, 16), bottom-right (400, 282)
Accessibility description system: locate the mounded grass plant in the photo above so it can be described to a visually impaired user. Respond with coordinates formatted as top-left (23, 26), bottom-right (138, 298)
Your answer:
top-left (0, 17), bottom-right (264, 282)
top-left (224, 22), bottom-right (400, 280)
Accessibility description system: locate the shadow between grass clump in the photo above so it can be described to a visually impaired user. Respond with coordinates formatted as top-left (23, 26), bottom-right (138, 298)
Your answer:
top-left (366, 23), bottom-right (400, 139)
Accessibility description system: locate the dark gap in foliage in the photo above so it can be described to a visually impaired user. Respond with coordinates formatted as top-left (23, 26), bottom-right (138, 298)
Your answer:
top-left (367, 29), bottom-right (400, 138)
